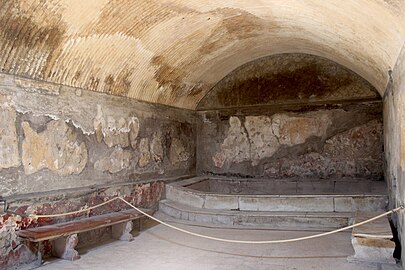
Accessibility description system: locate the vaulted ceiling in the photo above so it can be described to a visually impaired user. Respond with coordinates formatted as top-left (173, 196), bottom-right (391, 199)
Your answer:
top-left (1, 0), bottom-right (404, 109)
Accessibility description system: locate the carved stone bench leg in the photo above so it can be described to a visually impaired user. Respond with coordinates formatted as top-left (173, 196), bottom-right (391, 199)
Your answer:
top-left (36, 241), bottom-right (43, 266)
top-left (112, 221), bottom-right (135, 241)
top-left (52, 234), bottom-right (80, 261)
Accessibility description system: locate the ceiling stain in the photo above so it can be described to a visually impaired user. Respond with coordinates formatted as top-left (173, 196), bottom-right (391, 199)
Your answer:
top-left (0, 0), bottom-right (66, 78)
top-left (104, 68), bottom-right (133, 96)
top-left (152, 55), bottom-right (185, 98)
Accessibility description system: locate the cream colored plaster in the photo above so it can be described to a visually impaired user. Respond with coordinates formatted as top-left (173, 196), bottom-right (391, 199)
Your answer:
top-left (0, 0), bottom-right (404, 109)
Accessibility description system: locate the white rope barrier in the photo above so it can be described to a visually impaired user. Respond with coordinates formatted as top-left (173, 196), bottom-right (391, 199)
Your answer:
top-left (28, 197), bottom-right (404, 244)
top-left (29, 197), bottom-right (122, 218)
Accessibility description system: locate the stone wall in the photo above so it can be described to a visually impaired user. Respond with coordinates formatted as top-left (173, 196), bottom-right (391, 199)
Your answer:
top-left (0, 74), bottom-right (196, 196)
top-left (197, 102), bottom-right (383, 180)
top-left (385, 43), bottom-right (405, 265)
top-left (0, 73), bottom-right (196, 269)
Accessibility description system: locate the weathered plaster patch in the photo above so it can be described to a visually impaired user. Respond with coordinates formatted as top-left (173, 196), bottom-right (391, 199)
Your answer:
top-left (272, 113), bottom-right (331, 146)
top-left (213, 113), bottom-right (331, 168)
top-left (213, 117), bottom-right (251, 168)
top-left (0, 215), bottom-right (22, 256)
top-left (102, 185), bottom-right (133, 197)
top-left (94, 147), bottom-right (132, 173)
top-left (0, 210), bottom-right (37, 269)
top-left (14, 78), bottom-right (61, 96)
top-left (151, 132), bottom-right (164, 162)
top-left (245, 116), bottom-right (279, 166)
top-left (138, 138), bottom-right (151, 168)
top-left (324, 119), bottom-right (383, 160)
top-left (262, 120), bottom-right (384, 179)
top-left (129, 117), bottom-right (140, 149)
top-left (22, 120), bottom-right (88, 176)
top-left (170, 138), bottom-right (191, 165)
top-left (94, 105), bottom-right (140, 148)
top-left (0, 95), bottom-right (20, 169)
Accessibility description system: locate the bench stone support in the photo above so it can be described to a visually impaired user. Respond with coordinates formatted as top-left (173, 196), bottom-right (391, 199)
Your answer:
top-left (36, 241), bottom-right (43, 266)
top-left (52, 234), bottom-right (80, 261)
top-left (112, 221), bottom-right (135, 241)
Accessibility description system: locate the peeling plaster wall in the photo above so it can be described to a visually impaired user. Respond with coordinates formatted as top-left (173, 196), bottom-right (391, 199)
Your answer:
top-left (0, 73), bottom-right (195, 269)
top-left (197, 103), bottom-right (383, 180)
top-left (385, 43), bottom-right (405, 267)
top-left (197, 54), bottom-right (384, 181)
top-left (0, 73), bottom-right (196, 196)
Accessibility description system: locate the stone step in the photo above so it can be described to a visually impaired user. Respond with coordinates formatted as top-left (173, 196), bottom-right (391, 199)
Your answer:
top-left (159, 199), bottom-right (355, 229)
top-left (166, 185), bottom-right (388, 213)
top-left (348, 211), bottom-right (396, 264)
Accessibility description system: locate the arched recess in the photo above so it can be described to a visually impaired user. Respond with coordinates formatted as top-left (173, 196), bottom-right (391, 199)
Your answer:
top-left (197, 53), bottom-right (381, 110)
top-left (195, 53), bottom-right (385, 183)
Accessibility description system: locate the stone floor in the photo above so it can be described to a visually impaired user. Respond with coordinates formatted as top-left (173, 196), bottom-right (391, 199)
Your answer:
top-left (39, 219), bottom-right (402, 270)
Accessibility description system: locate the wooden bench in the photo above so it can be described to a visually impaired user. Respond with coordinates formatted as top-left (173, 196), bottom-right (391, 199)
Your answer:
top-left (18, 208), bottom-right (153, 262)
top-left (348, 211), bottom-right (396, 264)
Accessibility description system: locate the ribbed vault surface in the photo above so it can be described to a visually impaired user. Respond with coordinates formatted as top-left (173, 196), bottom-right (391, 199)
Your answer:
top-left (1, 0), bottom-right (404, 109)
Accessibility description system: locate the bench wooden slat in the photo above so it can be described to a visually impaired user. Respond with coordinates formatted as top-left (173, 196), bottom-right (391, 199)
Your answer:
top-left (17, 209), bottom-right (152, 242)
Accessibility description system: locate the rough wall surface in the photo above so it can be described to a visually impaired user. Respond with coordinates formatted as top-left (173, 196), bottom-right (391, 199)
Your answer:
top-left (385, 43), bottom-right (405, 267)
top-left (0, 73), bottom-right (196, 269)
top-left (0, 0), bottom-right (404, 109)
top-left (197, 103), bottom-right (383, 180)
top-left (0, 95), bottom-right (20, 169)
top-left (0, 74), bottom-right (196, 197)
top-left (21, 120), bottom-right (88, 176)
top-left (198, 54), bottom-right (379, 109)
